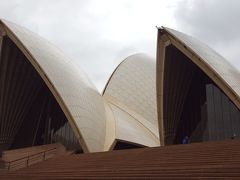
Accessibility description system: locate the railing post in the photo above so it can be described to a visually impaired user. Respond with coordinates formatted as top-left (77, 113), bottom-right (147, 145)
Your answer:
top-left (43, 151), bottom-right (46, 160)
top-left (26, 156), bottom-right (29, 167)
top-left (8, 162), bottom-right (10, 171)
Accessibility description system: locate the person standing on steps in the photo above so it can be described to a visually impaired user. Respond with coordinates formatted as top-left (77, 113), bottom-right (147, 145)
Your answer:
top-left (231, 133), bottom-right (237, 139)
top-left (182, 136), bottom-right (189, 144)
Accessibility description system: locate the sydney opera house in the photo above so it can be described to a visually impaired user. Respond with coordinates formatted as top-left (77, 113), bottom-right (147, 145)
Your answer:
top-left (1, 19), bottom-right (240, 178)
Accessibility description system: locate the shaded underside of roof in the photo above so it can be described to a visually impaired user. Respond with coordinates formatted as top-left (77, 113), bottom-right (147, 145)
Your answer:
top-left (160, 27), bottom-right (240, 109)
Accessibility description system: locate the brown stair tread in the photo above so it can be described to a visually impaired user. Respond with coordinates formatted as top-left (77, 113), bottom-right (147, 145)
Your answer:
top-left (1, 139), bottom-right (240, 179)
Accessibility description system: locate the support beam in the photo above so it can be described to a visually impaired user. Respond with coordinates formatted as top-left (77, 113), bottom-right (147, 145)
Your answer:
top-left (0, 23), bottom-right (6, 54)
top-left (156, 30), bottom-right (171, 146)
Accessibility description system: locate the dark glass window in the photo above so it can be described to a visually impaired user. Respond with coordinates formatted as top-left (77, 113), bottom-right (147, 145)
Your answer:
top-left (113, 141), bottom-right (144, 150)
top-left (206, 84), bottom-right (240, 141)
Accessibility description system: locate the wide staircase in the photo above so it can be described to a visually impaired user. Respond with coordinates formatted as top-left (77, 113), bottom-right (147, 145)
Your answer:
top-left (0, 143), bottom-right (67, 172)
top-left (1, 139), bottom-right (240, 179)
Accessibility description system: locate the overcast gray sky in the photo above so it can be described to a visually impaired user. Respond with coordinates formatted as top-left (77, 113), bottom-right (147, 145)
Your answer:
top-left (0, 0), bottom-right (240, 91)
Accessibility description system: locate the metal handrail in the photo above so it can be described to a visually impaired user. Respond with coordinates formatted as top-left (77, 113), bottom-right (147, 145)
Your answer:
top-left (6, 147), bottom-right (57, 170)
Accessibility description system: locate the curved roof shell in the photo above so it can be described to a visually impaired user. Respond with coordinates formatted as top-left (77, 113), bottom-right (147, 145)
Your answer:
top-left (106, 99), bottom-right (160, 148)
top-left (157, 27), bottom-right (240, 144)
top-left (103, 54), bottom-right (159, 147)
top-left (0, 19), bottom-right (107, 152)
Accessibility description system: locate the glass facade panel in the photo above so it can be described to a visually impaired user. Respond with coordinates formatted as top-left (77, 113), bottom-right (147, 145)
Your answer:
top-left (206, 84), bottom-right (240, 141)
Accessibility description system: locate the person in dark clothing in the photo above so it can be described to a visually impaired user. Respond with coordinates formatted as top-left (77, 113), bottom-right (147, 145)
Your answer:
top-left (182, 136), bottom-right (189, 144)
top-left (231, 133), bottom-right (237, 139)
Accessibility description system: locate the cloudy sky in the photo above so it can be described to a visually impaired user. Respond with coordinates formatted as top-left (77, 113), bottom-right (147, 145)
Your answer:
top-left (1, 0), bottom-right (240, 91)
